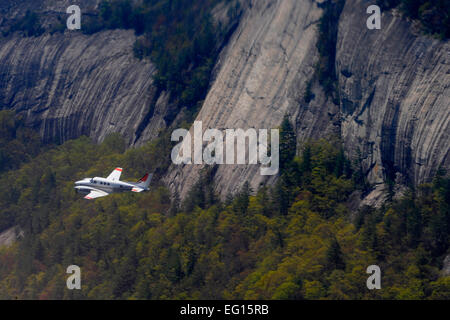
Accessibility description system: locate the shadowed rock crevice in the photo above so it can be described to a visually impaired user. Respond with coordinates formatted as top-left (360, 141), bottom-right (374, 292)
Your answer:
top-left (380, 102), bottom-right (401, 184)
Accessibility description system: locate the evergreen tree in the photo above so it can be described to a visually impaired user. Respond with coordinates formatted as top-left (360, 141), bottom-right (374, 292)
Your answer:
top-left (326, 238), bottom-right (345, 271)
top-left (279, 115), bottom-right (297, 171)
top-left (234, 181), bottom-right (252, 216)
top-left (300, 145), bottom-right (312, 174)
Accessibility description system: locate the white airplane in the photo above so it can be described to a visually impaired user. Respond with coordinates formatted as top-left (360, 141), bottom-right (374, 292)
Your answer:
top-left (74, 168), bottom-right (152, 200)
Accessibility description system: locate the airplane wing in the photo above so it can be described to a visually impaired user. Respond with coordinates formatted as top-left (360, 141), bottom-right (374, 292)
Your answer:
top-left (106, 167), bottom-right (123, 181)
top-left (84, 189), bottom-right (109, 200)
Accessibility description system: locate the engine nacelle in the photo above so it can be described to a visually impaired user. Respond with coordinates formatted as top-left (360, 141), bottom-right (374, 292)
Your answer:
top-left (75, 186), bottom-right (92, 195)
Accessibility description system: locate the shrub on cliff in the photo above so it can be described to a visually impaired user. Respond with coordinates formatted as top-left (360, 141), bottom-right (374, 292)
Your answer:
top-left (8, 11), bottom-right (45, 37)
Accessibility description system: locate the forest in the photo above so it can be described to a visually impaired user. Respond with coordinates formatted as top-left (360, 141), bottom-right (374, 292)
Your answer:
top-left (0, 111), bottom-right (448, 299)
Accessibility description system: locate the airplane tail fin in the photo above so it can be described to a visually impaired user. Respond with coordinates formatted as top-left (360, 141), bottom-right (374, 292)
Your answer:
top-left (136, 173), bottom-right (152, 190)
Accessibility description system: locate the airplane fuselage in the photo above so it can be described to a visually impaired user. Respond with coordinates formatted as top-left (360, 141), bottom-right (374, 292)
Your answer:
top-left (74, 177), bottom-right (147, 194)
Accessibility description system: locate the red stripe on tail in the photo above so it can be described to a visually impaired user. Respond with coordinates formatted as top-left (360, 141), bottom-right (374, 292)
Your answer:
top-left (138, 173), bottom-right (148, 182)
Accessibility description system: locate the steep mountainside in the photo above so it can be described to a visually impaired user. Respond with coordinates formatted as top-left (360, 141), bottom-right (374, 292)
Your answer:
top-left (166, 0), bottom-right (340, 199)
top-left (168, 0), bottom-right (449, 199)
top-left (0, 30), bottom-right (169, 145)
top-left (0, 0), bottom-right (171, 146)
top-left (337, 0), bottom-right (449, 188)
top-left (0, 0), bottom-right (448, 199)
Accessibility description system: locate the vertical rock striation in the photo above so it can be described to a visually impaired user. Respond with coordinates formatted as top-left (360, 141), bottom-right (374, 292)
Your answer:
top-left (0, 0), bottom-right (171, 146)
top-left (0, 29), bottom-right (169, 146)
top-left (168, 0), bottom-right (449, 199)
top-left (165, 0), bottom-right (339, 199)
top-left (336, 0), bottom-right (450, 187)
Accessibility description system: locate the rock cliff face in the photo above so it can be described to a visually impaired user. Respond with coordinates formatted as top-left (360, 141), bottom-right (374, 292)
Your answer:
top-left (337, 0), bottom-right (450, 187)
top-left (0, 0), bottom-right (448, 199)
top-left (0, 0), bottom-right (169, 146)
top-left (168, 0), bottom-right (449, 199)
top-left (0, 226), bottom-right (22, 248)
top-left (165, 0), bottom-right (339, 199)
top-left (0, 30), bottom-right (169, 145)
